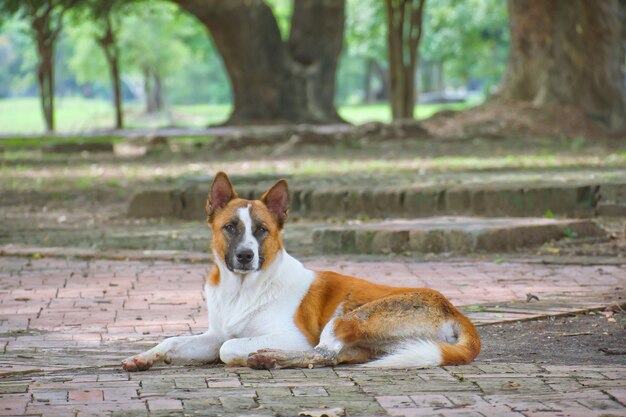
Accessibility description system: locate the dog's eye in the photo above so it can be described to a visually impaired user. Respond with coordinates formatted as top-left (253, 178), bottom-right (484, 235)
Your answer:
top-left (223, 223), bottom-right (236, 234)
top-left (255, 225), bottom-right (268, 235)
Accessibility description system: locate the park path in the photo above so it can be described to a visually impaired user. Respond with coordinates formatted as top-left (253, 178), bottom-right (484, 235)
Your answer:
top-left (0, 253), bottom-right (625, 416)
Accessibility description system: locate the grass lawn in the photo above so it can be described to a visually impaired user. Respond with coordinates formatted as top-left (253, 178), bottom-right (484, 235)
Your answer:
top-left (0, 97), bottom-right (479, 135)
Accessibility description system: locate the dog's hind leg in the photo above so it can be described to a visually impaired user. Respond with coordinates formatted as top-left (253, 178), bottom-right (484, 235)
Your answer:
top-left (122, 331), bottom-right (223, 371)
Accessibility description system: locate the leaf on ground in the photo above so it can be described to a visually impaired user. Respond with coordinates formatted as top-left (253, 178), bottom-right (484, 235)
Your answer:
top-left (526, 293), bottom-right (540, 303)
top-left (299, 407), bottom-right (345, 417)
top-left (464, 305), bottom-right (486, 312)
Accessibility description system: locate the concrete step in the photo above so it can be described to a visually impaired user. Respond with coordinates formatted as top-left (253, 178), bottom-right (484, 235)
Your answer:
top-left (312, 217), bottom-right (607, 255)
top-left (128, 180), bottom-right (626, 220)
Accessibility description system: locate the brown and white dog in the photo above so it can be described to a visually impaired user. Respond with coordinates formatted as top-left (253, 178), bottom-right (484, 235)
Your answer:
top-left (122, 172), bottom-right (480, 371)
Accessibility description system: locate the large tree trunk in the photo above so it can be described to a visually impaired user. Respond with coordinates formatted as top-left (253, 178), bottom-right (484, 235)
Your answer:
top-left (173, 0), bottom-right (345, 125)
top-left (499, 0), bottom-right (626, 130)
top-left (96, 18), bottom-right (124, 129)
top-left (385, 0), bottom-right (426, 120)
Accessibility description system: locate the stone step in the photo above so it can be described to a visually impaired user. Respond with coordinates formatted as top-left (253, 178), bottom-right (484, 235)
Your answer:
top-left (128, 181), bottom-right (626, 220)
top-left (312, 217), bottom-right (607, 255)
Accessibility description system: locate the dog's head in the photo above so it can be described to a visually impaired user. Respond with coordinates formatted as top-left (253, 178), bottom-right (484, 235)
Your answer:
top-left (206, 172), bottom-right (289, 274)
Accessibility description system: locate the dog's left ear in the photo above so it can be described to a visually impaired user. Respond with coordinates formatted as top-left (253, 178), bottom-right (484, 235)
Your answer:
top-left (260, 179), bottom-right (290, 228)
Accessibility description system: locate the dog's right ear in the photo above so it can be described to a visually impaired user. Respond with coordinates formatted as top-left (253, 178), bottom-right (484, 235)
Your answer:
top-left (206, 172), bottom-right (237, 222)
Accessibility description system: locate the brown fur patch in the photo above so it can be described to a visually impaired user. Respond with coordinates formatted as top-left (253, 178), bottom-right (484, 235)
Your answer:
top-left (295, 271), bottom-right (481, 363)
top-left (208, 198), bottom-right (249, 263)
top-left (249, 201), bottom-right (283, 269)
top-left (294, 271), bottom-right (416, 346)
top-left (207, 266), bottom-right (220, 287)
top-left (440, 314), bottom-right (481, 365)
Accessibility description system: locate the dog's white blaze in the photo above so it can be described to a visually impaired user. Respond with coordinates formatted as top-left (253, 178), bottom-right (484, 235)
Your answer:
top-left (236, 204), bottom-right (259, 270)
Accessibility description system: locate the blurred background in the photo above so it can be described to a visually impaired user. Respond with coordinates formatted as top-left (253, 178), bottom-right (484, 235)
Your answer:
top-left (0, 0), bottom-right (624, 260)
top-left (0, 0), bottom-right (518, 132)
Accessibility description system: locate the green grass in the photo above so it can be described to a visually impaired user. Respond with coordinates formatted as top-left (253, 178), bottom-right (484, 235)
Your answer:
top-left (0, 97), bottom-right (480, 135)
top-left (338, 99), bottom-right (480, 124)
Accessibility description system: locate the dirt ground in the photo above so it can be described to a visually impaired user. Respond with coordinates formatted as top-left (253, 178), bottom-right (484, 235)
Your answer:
top-left (479, 310), bottom-right (626, 365)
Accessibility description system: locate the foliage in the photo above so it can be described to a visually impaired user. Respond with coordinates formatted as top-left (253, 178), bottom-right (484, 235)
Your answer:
top-left (0, 17), bottom-right (36, 97)
top-left (421, 0), bottom-right (510, 89)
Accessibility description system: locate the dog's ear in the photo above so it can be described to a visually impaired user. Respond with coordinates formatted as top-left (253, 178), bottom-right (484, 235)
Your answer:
top-left (260, 179), bottom-right (290, 228)
top-left (206, 172), bottom-right (237, 222)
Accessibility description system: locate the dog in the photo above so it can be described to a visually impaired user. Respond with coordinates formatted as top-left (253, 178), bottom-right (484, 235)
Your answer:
top-left (122, 172), bottom-right (480, 371)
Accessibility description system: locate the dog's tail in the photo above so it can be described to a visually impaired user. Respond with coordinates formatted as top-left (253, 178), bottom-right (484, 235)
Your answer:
top-left (365, 316), bottom-right (480, 368)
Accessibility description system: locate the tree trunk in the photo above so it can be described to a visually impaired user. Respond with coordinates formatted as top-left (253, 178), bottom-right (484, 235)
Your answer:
top-left (153, 70), bottom-right (163, 111)
top-left (110, 56), bottom-right (123, 128)
top-left (499, 0), bottom-right (626, 130)
top-left (32, 15), bottom-right (58, 132)
top-left (364, 58), bottom-right (374, 103)
top-left (96, 19), bottom-right (124, 129)
top-left (37, 50), bottom-right (54, 132)
top-left (385, 0), bottom-right (426, 120)
top-left (371, 60), bottom-right (389, 101)
top-left (173, 0), bottom-right (345, 125)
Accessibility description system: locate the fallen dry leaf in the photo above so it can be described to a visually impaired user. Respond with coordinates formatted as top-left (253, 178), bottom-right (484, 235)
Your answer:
top-left (299, 407), bottom-right (345, 417)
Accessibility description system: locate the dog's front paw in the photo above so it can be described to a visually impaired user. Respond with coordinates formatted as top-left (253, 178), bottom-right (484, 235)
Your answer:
top-left (247, 349), bottom-right (281, 369)
top-left (121, 355), bottom-right (154, 372)
top-left (121, 352), bottom-right (170, 372)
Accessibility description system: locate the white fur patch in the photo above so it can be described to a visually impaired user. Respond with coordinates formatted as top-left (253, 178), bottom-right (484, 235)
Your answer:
top-left (315, 304), bottom-right (345, 353)
top-left (365, 339), bottom-right (442, 368)
top-left (438, 321), bottom-right (459, 344)
top-left (235, 204), bottom-right (259, 270)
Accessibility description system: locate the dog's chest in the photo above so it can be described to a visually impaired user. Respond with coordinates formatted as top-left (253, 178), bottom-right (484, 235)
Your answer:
top-left (205, 257), bottom-right (315, 338)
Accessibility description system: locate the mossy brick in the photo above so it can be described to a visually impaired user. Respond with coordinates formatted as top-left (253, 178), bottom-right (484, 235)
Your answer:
top-left (309, 189), bottom-right (343, 216)
top-left (513, 225), bottom-right (561, 248)
top-left (470, 189), bottom-right (487, 215)
top-left (403, 189), bottom-right (440, 216)
top-left (522, 187), bottom-right (553, 215)
top-left (312, 229), bottom-right (356, 253)
top-left (296, 188), bottom-right (314, 216)
top-left (355, 229), bottom-right (377, 253)
top-left (599, 183), bottom-right (626, 204)
top-left (371, 189), bottom-right (398, 217)
top-left (482, 189), bottom-right (525, 216)
top-left (576, 185), bottom-right (599, 208)
top-left (180, 190), bottom-right (206, 220)
top-left (344, 188), bottom-right (369, 216)
top-left (289, 189), bottom-right (302, 213)
top-left (409, 230), bottom-right (447, 253)
top-left (370, 230), bottom-right (409, 254)
top-left (385, 188), bottom-right (407, 216)
top-left (475, 229), bottom-right (514, 252)
top-left (443, 230), bottom-right (476, 253)
top-left (546, 187), bottom-right (579, 214)
top-left (357, 188), bottom-right (376, 217)
top-left (128, 189), bottom-right (183, 218)
top-left (445, 189), bottom-right (471, 214)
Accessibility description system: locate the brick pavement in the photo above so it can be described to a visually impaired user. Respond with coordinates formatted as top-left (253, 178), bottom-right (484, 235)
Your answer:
top-left (0, 254), bottom-right (625, 416)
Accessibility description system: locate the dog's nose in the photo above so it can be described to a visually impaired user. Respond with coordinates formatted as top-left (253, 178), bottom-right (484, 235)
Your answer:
top-left (236, 249), bottom-right (254, 265)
